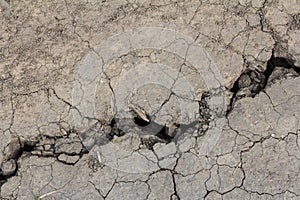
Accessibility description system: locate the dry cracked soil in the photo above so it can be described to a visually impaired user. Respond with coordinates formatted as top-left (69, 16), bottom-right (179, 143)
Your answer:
top-left (0, 0), bottom-right (300, 199)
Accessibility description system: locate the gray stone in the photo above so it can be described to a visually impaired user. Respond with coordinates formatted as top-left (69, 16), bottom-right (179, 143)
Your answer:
top-left (0, 159), bottom-right (16, 177)
top-left (54, 137), bottom-right (83, 155)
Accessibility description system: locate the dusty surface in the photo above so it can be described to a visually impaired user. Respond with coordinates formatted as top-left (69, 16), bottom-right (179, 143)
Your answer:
top-left (0, 0), bottom-right (300, 199)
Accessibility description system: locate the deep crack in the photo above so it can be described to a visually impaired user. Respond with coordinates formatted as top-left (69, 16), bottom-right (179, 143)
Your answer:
top-left (227, 55), bottom-right (300, 115)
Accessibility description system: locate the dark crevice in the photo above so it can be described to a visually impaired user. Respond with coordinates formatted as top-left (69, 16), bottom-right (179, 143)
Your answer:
top-left (98, 93), bottom-right (212, 150)
top-left (272, 57), bottom-right (300, 73)
top-left (108, 118), bottom-right (126, 139)
top-left (0, 133), bottom-right (89, 187)
top-left (104, 115), bottom-right (201, 150)
top-left (155, 126), bottom-right (174, 142)
top-left (134, 115), bottom-right (151, 127)
top-left (0, 140), bottom-right (37, 184)
top-left (226, 55), bottom-right (299, 116)
top-left (171, 174), bottom-right (181, 200)
top-left (226, 76), bottom-right (240, 116)
top-left (262, 55), bottom-right (276, 87)
top-left (109, 117), bottom-right (172, 150)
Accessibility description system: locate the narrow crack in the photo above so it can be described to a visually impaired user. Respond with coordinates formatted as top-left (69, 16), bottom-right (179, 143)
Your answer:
top-left (170, 158), bottom-right (181, 200)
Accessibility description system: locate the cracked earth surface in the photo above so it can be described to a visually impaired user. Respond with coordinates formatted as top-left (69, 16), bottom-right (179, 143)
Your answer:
top-left (0, 0), bottom-right (300, 199)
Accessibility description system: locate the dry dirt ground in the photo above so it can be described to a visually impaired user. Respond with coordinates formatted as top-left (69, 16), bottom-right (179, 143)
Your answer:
top-left (0, 0), bottom-right (300, 199)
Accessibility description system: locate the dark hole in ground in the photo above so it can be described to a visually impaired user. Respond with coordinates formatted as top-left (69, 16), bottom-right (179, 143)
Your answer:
top-left (108, 118), bottom-right (125, 139)
top-left (134, 115), bottom-right (151, 127)
top-left (155, 126), bottom-right (173, 142)
top-left (107, 115), bottom-right (203, 150)
top-left (110, 117), bottom-right (172, 139)
top-left (105, 92), bottom-right (212, 149)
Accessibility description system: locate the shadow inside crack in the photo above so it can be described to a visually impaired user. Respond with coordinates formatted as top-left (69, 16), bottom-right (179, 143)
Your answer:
top-left (0, 140), bottom-right (37, 185)
top-left (88, 116), bottom-right (202, 150)
top-left (227, 55), bottom-right (300, 115)
top-left (81, 92), bottom-right (213, 151)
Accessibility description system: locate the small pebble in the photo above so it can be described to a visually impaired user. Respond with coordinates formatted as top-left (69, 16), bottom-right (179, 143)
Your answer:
top-left (1, 159), bottom-right (17, 177)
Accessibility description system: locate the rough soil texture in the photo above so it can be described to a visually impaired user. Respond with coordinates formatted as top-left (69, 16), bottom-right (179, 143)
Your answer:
top-left (0, 0), bottom-right (300, 199)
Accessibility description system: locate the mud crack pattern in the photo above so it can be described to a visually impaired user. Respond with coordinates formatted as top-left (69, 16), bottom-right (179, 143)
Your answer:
top-left (0, 1), bottom-right (300, 199)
